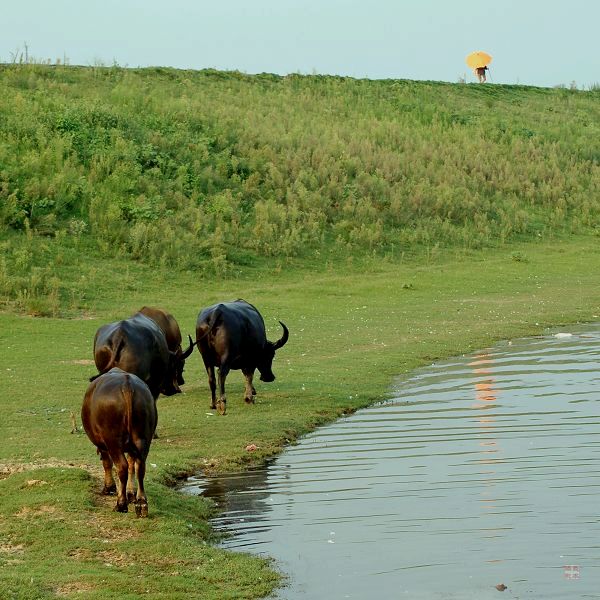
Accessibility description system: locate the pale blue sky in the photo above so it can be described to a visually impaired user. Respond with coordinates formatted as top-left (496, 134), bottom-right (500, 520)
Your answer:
top-left (2, 0), bottom-right (598, 88)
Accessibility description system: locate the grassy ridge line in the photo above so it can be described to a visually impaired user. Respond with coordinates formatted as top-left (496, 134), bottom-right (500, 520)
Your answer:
top-left (2, 237), bottom-right (600, 598)
top-left (1, 65), bottom-right (599, 316)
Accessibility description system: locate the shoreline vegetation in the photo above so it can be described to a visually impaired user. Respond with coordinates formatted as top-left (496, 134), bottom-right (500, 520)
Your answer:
top-left (1, 65), bottom-right (599, 598)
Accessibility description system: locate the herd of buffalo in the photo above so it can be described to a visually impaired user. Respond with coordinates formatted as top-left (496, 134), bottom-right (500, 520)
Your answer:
top-left (81, 299), bottom-right (289, 516)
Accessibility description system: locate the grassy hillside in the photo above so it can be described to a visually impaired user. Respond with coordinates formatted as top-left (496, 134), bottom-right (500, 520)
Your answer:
top-left (0, 65), bottom-right (599, 316)
top-left (1, 66), bottom-right (600, 599)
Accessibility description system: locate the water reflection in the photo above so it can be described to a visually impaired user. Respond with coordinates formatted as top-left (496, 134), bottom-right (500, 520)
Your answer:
top-left (185, 467), bottom-right (278, 546)
top-left (182, 327), bottom-right (600, 599)
top-left (470, 351), bottom-right (501, 462)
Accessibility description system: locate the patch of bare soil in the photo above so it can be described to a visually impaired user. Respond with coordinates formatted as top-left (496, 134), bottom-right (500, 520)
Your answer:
top-left (0, 460), bottom-right (99, 478)
top-left (15, 504), bottom-right (63, 519)
top-left (68, 547), bottom-right (92, 561)
top-left (64, 359), bottom-right (95, 366)
top-left (87, 510), bottom-right (142, 543)
top-left (25, 479), bottom-right (48, 487)
top-left (55, 581), bottom-right (96, 596)
top-left (0, 540), bottom-right (25, 566)
top-left (0, 542), bottom-right (24, 555)
top-left (96, 549), bottom-right (130, 567)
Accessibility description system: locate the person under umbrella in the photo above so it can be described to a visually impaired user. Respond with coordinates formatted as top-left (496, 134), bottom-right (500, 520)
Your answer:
top-left (466, 51), bottom-right (492, 83)
top-left (475, 65), bottom-right (489, 83)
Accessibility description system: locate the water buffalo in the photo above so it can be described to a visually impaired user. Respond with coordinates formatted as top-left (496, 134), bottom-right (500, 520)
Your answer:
top-left (81, 368), bottom-right (157, 516)
top-left (91, 312), bottom-right (193, 399)
top-left (196, 299), bottom-right (289, 415)
top-left (138, 306), bottom-right (194, 387)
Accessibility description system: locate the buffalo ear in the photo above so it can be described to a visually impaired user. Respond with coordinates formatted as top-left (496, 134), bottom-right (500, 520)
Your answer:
top-left (272, 321), bottom-right (289, 350)
top-left (180, 335), bottom-right (195, 359)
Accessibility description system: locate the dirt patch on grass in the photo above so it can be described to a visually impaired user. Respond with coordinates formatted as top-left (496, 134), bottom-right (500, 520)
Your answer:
top-left (64, 359), bottom-right (95, 366)
top-left (68, 547), bottom-right (93, 561)
top-left (0, 542), bottom-right (24, 555)
top-left (55, 581), bottom-right (96, 596)
top-left (97, 549), bottom-right (130, 567)
top-left (15, 504), bottom-right (63, 519)
top-left (0, 460), bottom-right (99, 478)
top-left (25, 479), bottom-right (48, 487)
top-left (87, 510), bottom-right (142, 543)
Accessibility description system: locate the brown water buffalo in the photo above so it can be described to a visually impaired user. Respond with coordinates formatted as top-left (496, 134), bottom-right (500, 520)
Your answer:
top-left (81, 368), bottom-right (157, 516)
top-left (91, 312), bottom-right (192, 399)
top-left (196, 299), bottom-right (289, 415)
top-left (138, 306), bottom-right (195, 386)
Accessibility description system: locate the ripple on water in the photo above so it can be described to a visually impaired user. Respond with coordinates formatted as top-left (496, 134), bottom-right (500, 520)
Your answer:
top-left (182, 327), bottom-right (600, 599)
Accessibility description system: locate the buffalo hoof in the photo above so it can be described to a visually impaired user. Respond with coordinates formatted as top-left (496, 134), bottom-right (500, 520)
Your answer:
top-left (127, 491), bottom-right (136, 504)
top-left (114, 501), bottom-right (128, 513)
top-left (135, 500), bottom-right (148, 518)
top-left (101, 484), bottom-right (117, 496)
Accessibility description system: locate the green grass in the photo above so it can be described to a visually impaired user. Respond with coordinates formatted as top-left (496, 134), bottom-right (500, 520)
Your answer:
top-left (2, 236), bottom-right (600, 598)
top-left (1, 65), bottom-right (599, 315)
top-left (1, 64), bottom-right (600, 598)
top-left (0, 469), bottom-right (278, 599)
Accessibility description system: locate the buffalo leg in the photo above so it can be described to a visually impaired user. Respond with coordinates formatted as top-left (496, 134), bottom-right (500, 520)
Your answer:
top-left (110, 450), bottom-right (129, 513)
top-left (206, 365), bottom-right (217, 410)
top-left (149, 388), bottom-right (160, 439)
top-left (126, 455), bottom-right (136, 504)
top-left (100, 451), bottom-right (116, 495)
top-left (134, 459), bottom-right (148, 518)
top-left (242, 369), bottom-right (256, 404)
top-left (217, 366), bottom-right (229, 415)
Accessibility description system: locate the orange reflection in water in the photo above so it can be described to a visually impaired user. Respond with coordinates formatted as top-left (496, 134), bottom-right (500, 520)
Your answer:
top-left (469, 352), bottom-right (502, 518)
top-left (469, 352), bottom-right (498, 441)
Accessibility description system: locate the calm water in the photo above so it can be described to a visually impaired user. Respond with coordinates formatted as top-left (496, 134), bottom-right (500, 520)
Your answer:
top-left (182, 328), bottom-right (600, 599)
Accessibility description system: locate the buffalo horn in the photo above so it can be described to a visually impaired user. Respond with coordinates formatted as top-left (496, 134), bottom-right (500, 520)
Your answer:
top-left (180, 335), bottom-right (195, 359)
top-left (273, 321), bottom-right (289, 350)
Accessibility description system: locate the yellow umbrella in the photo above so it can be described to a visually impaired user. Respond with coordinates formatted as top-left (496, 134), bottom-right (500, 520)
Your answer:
top-left (466, 51), bottom-right (492, 70)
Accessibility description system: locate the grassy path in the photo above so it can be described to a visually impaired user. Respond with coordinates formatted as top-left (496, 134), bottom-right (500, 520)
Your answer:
top-left (1, 237), bottom-right (600, 598)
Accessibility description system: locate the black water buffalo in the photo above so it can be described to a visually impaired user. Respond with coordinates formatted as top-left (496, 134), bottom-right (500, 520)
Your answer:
top-left (138, 306), bottom-right (194, 386)
top-left (91, 312), bottom-right (193, 399)
top-left (196, 299), bottom-right (289, 415)
top-left (81, 368), bottom-right (157, 516)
